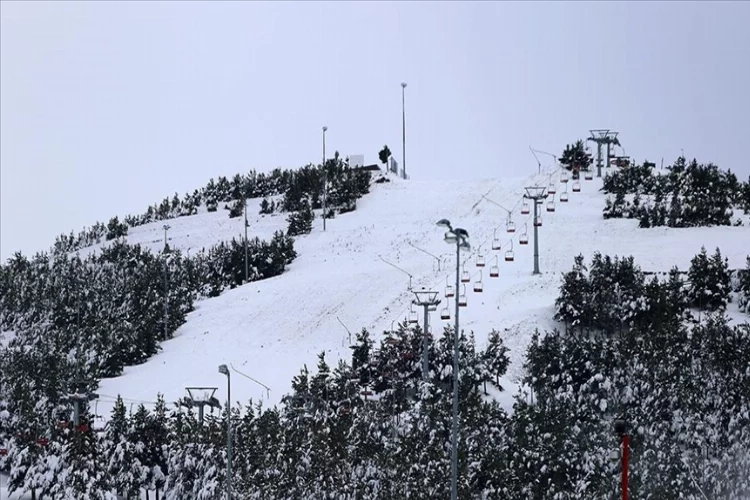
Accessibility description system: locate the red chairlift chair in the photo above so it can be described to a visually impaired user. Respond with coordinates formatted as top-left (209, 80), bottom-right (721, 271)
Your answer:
top-left (519, 224), bottom-right (529, 245)
top-left (489, 256), bottom-right (500, 278)
top-left (560, 184), bottom-right (569, 202)
top-left (476, 248), bottom-right (485, 268)
top-left (408, 305), bottom-right (418, 324)
top-left (440, 300), bottom-right (451, 320)
top-left (445, 275), bottom-right (455, 298)
top-left (492, 228), bottom-right (502, 250)
top-left (458, 285), bottom-right (467, 307)
top-left (504, 241), bottom-right (515, 262)
top-left (521, 200), bottom-right (530, 215)
top-left (473, 270), bottom-right (484, 293)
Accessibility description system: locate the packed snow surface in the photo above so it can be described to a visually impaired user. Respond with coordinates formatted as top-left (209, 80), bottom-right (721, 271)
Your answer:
top-left (93, 169), bottom-right (749, 418)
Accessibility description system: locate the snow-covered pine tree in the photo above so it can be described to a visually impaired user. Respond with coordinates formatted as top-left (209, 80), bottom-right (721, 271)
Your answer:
top-left (482, 330), bottom-right (510, 390)
top-left (102, 396), bottom-right (142, 499)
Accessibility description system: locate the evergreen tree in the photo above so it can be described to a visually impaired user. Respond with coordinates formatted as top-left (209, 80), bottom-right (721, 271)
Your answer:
top-left (286, 200), bottom-right (314, 236)
top-left (688, 247), bottom-right (732, 311)
top-left (482, 330), bottom-right (510, 389)
top-left (738, 256), bottom-right (750, 313)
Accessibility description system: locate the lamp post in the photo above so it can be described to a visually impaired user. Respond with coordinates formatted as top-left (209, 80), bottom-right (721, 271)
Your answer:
top-left (162, 224), bottom-right (171, 341)
top-left (322, 126), bottom-right (328, 231)
top-left (523, 186), bottom-right (548, 275)
top-left (243, 198), bottom-right (249, 283)
top-left (218, 364), bottom-right (232, 499)
top-left (436, 218), bottom-right (470, 500)
top-left (412, 288), bottom-right (441, 381)
top-left (401, 82), bottom-right (407, 179)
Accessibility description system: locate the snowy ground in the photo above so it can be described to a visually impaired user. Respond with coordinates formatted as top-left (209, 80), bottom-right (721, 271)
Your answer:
top-left (90, 168), bottom-right (749, 419)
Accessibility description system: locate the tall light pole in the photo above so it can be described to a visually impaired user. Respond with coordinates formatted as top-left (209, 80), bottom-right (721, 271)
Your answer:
top-left (162, 224), bottom-right (171, 341)
top-left (243, 198), bottom-right (249, 283)
top-left (218, 364), bottom-right (232, 499)
top-left (401, 82), bottom-right (407, 179)
top-left (436, 218), bottom-right (470, 500)
top-left (412, 288), bottom-right (441, 381)
top-left (524, 187), bottom-right (548, 275)
top-left (322, 126), bottom-right (328, 231)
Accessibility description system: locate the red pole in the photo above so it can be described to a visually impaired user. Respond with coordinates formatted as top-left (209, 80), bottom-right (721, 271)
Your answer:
top-left (622, 434), bottom-right (630, 500)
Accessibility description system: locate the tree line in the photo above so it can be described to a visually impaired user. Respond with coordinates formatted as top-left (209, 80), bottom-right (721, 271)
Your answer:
top-left (3, 250), bottom-right (749, 499)
top-left (50, 154), bottom-right (372, 255)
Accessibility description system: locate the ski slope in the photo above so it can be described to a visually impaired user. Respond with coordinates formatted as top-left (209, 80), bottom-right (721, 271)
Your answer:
top-left (91, 168), bottom-right (750, 419)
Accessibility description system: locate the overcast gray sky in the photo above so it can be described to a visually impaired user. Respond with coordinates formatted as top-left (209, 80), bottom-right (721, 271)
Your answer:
top-left (2, 1), bottom-right (749, 260)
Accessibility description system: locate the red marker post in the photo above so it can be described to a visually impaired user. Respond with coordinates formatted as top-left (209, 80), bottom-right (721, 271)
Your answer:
top-left (614, 419), bottom-right (629, 500)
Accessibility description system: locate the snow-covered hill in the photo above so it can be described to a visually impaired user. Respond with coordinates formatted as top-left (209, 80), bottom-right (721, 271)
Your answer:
top-left (90, 167), bottom-right (749, 419)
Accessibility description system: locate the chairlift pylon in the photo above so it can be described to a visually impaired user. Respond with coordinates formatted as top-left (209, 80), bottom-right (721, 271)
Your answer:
top-left (458, 284), bottom-right (467, 307)
top-left (504, 240), bottom-right (515, 262)
top-left (473, 269), bottom-right (484, 293)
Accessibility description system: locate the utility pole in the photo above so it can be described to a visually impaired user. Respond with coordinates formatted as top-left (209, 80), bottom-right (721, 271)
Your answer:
top-left (322, 126), bottom-right (328, 231)
top-left (243, 198), bottom-right (249, 283)
top-left (163, 224), bottom-right (170, 341)
top-left (587, 129), bottom-right (619, 178)
top-left (524, 186), bottom-right (548, 275)
top-left (401, 82), bottom-right (407, 179)
top-left (412, 289), bottom-right (441, 381)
